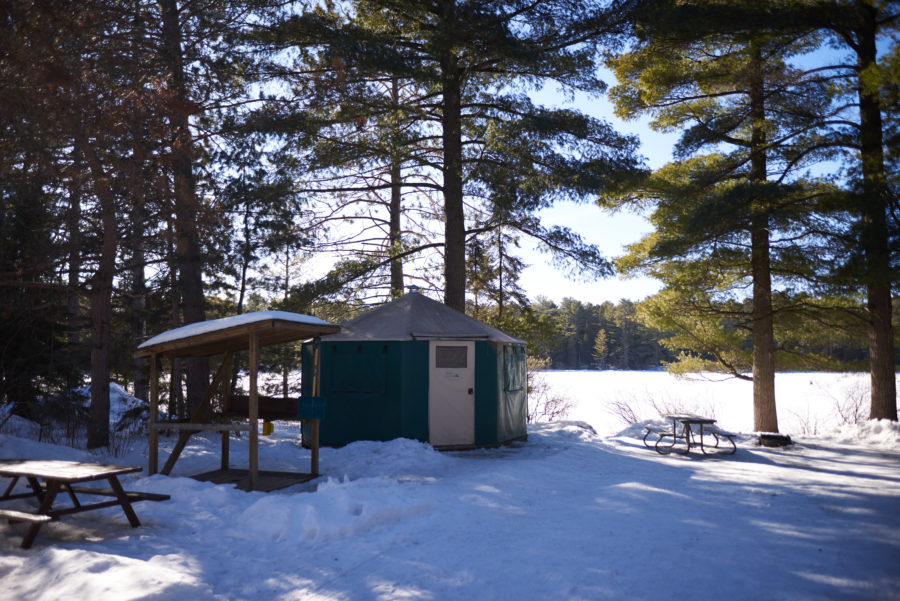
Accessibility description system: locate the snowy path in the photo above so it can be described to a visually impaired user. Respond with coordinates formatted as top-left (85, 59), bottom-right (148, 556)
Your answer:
top-left (1, 419), bottom-right (898, 601)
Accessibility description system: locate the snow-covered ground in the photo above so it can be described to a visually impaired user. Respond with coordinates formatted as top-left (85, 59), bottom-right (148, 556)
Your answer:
top-left (0, 372), bottom-right (898, 601)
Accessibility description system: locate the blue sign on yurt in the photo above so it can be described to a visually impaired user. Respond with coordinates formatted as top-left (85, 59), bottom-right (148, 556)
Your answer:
top-left (301, 290), bottom-right (527, 449)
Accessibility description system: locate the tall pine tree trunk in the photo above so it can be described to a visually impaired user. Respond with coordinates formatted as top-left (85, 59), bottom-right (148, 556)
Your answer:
top-left (439, 2), bottom-right (466, 310)
top-left (229, 202), bottom-right (252, 398)
top-left (497, 226), bottom-right (504, 321)
top-left (855, 4), bottom-right (896, 420)
top-left (77, 136), bottom-right (117, 449)
top-left (166, 214), bottom-right (185, 418)
top-left (131, 194), bottom-right (148, 401)
top-left (389, 77), bottom-right (404, 298)
top-left (749, 44), bottom-right (778, 433)
top-left (282, 252), bottom-right (290, 400)
top-left (130, 126), bottom-right (148, 401)
top-left (750, 218), bottom-right (777, 431)
top-left (389, 157), bottom-right (404, 297)
top-left (441, 75), bottom-right (465, 311)
top-left (161, 0), bottom-right (208, 414)
top-left (65, 147), bottom-right (83, 381)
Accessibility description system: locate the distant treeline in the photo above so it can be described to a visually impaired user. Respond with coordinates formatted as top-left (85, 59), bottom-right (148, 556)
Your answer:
top-left (531, 298), bottom-right (672, 370)
top-left (496, 297), bottom-right (893, 372)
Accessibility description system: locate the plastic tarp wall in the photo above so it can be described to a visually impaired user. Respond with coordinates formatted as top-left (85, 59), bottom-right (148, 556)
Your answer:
top-left (474, 342), bottom-right (527, 445)
top-left (500, 344), bottom-right (527, 442)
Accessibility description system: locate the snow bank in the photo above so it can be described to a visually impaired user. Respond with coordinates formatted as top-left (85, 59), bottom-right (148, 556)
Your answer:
top-left (241, 475), bottom-right (433, 544)
top-left (823, 419), bottom-right (900, 448)
top-left (0, 383), bottom-right (147, 446)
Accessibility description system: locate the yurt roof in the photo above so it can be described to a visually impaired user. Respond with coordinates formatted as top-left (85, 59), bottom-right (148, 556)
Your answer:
top-left (322, 291), bottom-right (525, 344)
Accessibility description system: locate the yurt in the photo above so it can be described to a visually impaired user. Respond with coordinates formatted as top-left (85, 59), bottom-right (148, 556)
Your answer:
top-left (301, 290), bottom-right (527, 449)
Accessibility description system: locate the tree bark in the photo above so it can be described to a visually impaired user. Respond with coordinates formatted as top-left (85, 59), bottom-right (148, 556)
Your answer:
top-left (441, 74), bottom-right (465, 310)
top-left (130, 137), bottom-right (148, 401)
top-left (389, 157), bottom-right (404, 297)
top-left (439, 1), bottom-right (466, 310)
top-left (750, 218), bottom-right (778, 432)
top-left (65, 147), bottom-right (83, 378)
top-left (748, 43), bottom-right (778, 433)
top-left (855, 2), bottom-right (897, 420)
top-left (76, 136), bottom-right (117, 449)
top-left (282, 252), bottom-right (290, 400)
top-left (160, 0), bottom-right (208, 414)
top-left (166, 214), bottom-right (185, 418)
top-left (389, 77), bottom-right (405, 298)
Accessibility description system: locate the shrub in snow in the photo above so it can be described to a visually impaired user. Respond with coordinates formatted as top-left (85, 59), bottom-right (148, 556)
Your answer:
top-left (526, 357), bottom-right (572, 423)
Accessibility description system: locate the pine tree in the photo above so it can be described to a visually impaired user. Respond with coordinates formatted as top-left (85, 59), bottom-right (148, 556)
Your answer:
top-left (0, 1), bottom-right (166, 446)
top-left (259, 0), bottom-right (643, 310)
top-left (808, 0), bottom-right (898, 420)
top-left (593, 329), bottom-right (609, 368)
top-left (680, 0), bottom-right (899, 420)
top-left (607, 0), bottom-right (837, 431)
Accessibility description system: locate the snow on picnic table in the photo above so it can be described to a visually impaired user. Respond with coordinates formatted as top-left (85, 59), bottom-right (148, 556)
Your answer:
top-left (1, 420), bottom-right (898, 601)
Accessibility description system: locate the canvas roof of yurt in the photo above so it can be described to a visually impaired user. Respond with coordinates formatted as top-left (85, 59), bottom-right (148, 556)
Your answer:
top-left (322, 290), bottom-right (524, 344)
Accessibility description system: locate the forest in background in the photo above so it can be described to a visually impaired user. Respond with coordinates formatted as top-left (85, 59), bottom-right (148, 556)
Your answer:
top-left (1, 0), bottom-right (898, 447)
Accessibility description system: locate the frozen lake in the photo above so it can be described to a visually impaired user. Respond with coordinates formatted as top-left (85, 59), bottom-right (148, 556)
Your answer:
top-left (539, 370), bottom-right (894, 437)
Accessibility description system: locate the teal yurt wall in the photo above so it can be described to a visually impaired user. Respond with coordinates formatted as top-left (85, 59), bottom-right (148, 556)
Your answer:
top-left (301, 291), bottom-right (527, 448)
top-left (301, 340), bottom-right (430, 443)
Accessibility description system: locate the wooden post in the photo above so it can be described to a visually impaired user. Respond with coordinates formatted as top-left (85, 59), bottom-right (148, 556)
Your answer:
top-left (311, 341), bottom-right (320, 475)
top-left (220, 352), bottom-right (233, 471)
top-left (220, 431), bottom-right (230, 471)
top-left (311, 421), bottom-right (320, 476)
top-left (149, 354), bottom-right (159, 475)
top-left (248, 332), bottom-right (259, 491)
top-left (161, 352), bottom-right (234, 476)
top-left (221, 353), bottom-right (234, 413)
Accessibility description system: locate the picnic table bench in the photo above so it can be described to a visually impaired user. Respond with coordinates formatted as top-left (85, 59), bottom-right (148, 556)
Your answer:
top-left (0, 459), bottom-right (170, 549)
top-left (643, 414), bottom-right (737, 455)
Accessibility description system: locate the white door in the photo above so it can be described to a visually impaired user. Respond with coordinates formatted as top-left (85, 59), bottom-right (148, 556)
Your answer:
top-left (428, 341), bottom-right (475, 446)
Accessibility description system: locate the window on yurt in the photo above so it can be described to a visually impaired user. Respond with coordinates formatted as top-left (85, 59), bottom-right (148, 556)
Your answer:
top-left (503, 345), bottom-right (525, 392)
top-left (435, 345), bottom-right (467, 368)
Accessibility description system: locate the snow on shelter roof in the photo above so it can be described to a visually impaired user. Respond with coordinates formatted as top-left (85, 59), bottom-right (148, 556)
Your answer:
top-left (135, 311), bottom-right (340, 358)
top-left (322, 291), bottom-right (525, 344)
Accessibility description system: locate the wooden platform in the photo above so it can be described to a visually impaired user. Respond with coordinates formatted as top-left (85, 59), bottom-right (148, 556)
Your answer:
top-left (190, 469), bottom-right (318, 492)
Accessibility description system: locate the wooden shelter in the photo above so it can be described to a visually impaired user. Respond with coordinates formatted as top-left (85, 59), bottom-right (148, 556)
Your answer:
top-left (134, 311), bottom-right (340, 491)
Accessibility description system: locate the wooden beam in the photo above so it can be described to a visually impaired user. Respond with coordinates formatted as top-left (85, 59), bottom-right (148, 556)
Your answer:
top-left (160, 352), bottom-right (234, 476)
top-left (149, 423), bottom-right (250, 432)
top-left (149, 354), bottom-right (159, 475)
top-left (248, 332), bottom-right (259, 491)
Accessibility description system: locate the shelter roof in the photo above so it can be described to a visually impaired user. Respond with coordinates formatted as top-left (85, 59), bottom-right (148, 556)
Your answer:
top-left (322, 291), bottom-right (525, 344)
top-left (135, 311), bottom-right (340, 358)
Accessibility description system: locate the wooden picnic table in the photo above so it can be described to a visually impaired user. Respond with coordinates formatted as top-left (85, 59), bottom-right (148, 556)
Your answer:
top-left (0, 459), bottom-right (170, 549)
top-left (644, 414), bottom-right (737, 455)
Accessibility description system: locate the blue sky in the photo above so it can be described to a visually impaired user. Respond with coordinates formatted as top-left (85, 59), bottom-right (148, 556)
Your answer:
top-left (517, 80), bottom-right (677, 305)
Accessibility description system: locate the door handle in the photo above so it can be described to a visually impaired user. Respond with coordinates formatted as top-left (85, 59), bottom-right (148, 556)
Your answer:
top-left (468, 388), bottom-right (473, 395)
